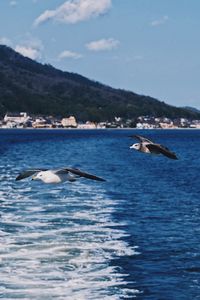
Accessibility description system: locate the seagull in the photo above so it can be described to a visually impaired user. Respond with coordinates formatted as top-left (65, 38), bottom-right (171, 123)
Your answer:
top-left (129, 135), bottom-right (178, 159)
top-left (16, 167), bottom-right (106, 184)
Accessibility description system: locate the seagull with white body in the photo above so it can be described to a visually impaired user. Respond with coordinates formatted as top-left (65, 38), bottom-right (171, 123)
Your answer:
top-left (16, 167), bottom-right (106, 183)
top-left (129, 135), bottom-right (178, 159)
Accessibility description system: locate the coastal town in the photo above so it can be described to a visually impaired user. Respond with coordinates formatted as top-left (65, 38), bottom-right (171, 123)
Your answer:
top-left (1, 112), bottom-right (200, 129)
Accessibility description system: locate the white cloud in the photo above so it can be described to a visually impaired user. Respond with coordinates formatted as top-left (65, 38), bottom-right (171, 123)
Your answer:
top-left (15, 45), bottom-right (41, 60)
top-left (86, 38), bottom-right (119, 51)
top-left (15, 38), bottom-right (43, 60)
top-left (0, 37), bottom-right (12, 47)
top-left (150, 15), bottom-right (169, 27)
top-left (0, 35), bottom-right (43, 61)
top-left (58, 50), bottom-right (83, 59)
top-left (34, 10), bottom-right (55, 27)
top-left (9, 1), bottom-right (17, 6)
top-left (33, 0), bottom-right (112, 27)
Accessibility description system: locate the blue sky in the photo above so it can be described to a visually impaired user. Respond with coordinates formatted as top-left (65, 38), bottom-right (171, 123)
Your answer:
top-left (0, 0), bottom-right (200, 109)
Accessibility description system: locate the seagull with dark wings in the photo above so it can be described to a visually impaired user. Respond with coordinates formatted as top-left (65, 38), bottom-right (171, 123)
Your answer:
top-left (129, 135), bottom-right (178, 159)
top-left (16, 167), bottom-right (106, 184)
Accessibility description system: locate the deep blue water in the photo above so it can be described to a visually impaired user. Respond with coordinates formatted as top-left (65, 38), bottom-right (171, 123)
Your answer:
top-left (0, 129), bottom-right (200, 299)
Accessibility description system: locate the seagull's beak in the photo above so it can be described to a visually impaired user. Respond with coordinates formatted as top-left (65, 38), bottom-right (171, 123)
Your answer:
top-left (130, 145), bottom-right (134, 149)
top-left (32, 175), bottom-right (36, 180)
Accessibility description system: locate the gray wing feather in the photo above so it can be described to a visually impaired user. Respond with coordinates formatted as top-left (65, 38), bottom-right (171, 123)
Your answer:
top-left (130, 135), bottom-right (154, 144)
top-left (146, 144), bottom-right (178, 159)
top-left (16, 169), bottom-right (48, 181)
top-left (56, 167), bottom-right (106, 182)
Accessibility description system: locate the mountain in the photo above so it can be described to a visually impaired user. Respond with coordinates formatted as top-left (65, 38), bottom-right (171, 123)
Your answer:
top-left (183, 106), bottom-right (200, 114)
top-left (0, 45), bottom-right (199, 121)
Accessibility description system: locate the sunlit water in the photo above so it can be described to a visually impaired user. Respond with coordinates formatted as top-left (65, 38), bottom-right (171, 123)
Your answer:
top-left (0, 129), bottom-right (200, 299)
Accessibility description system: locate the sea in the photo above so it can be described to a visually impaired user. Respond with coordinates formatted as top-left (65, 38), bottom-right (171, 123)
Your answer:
top-left (0, 129), bottom-right (200, 300)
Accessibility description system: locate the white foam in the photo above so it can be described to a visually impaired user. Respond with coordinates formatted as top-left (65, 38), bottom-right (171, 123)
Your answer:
top-left (0, 182), bottom-right (140, 299)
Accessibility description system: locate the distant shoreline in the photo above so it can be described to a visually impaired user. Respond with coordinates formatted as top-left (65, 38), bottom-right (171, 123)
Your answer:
top-left (0, 127), bottom-right (200, 130)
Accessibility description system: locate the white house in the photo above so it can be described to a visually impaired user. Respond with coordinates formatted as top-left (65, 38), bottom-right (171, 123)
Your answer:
top-left (4, 112), bottom-right (30, 124)
top-left (78, 121), bottom-right (96, 129)
top-left (61, 116), bottom-right (77, 128)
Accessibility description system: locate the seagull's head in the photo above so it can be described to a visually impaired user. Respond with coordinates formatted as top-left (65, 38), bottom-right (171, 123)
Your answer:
top-left (32, 172), bottom-right (44, 181)
top-left (130, 143), bottom-right (140, 150)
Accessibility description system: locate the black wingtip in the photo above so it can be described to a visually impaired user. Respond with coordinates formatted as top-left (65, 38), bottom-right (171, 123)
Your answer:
top-left (167, 153), bottom-right (178, 160)
top-left (98, 178), bottom-right (106, 182)
top-left (172, 156), bottom-right (178, 160)
top-left (170, 151), bottom-right (179, 160)
top-left (92, 176), bottom-right (106, 182)
top-left (16, 174), bottom-right (26, 181)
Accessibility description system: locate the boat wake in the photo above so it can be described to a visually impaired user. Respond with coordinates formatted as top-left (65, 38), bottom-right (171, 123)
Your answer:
top-left (0, 180), bottom-right (140, 299)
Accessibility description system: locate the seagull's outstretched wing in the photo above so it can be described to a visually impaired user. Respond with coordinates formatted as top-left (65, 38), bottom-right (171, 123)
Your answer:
top-left (146, 144), bottom-right (178, 159)
top-left (16, 169), bottom-right (48, 181)
top-left (129, 135), bottom-right (154, 144)
top-left (56, 167), bottom-right (106, 182)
